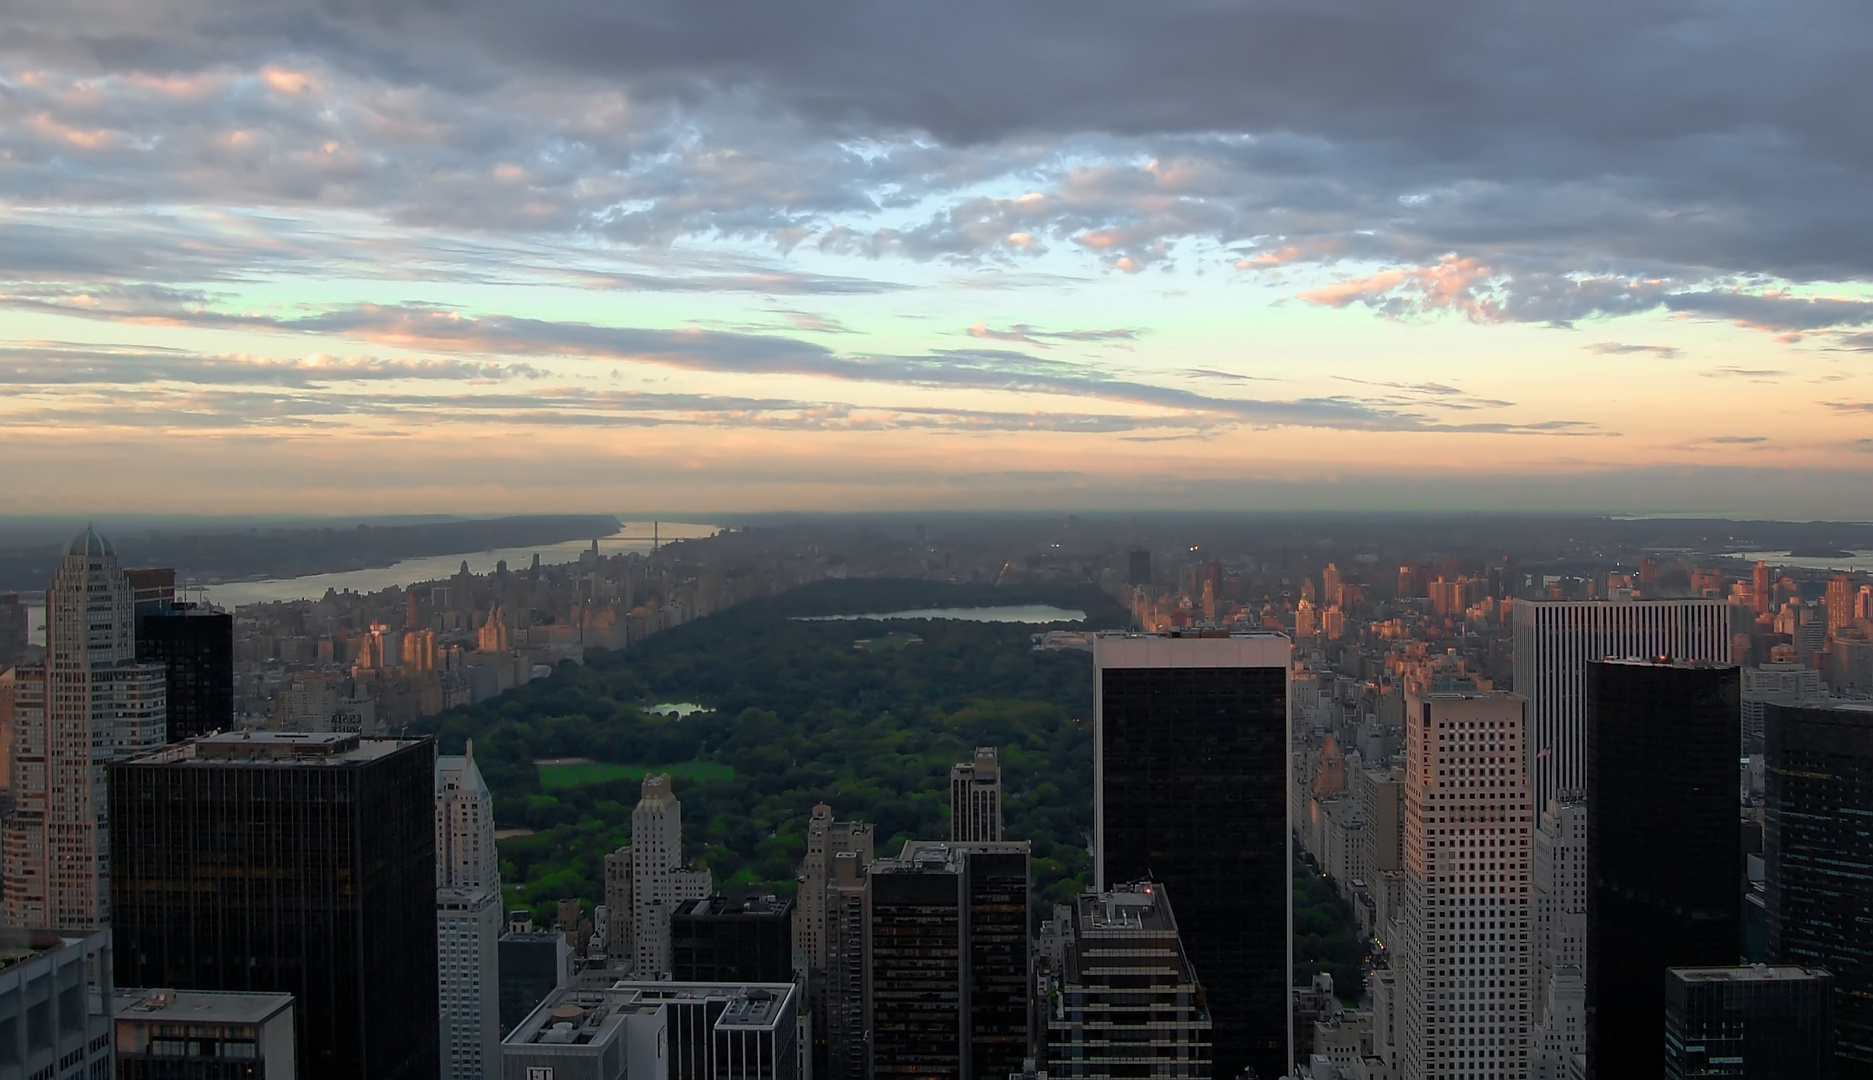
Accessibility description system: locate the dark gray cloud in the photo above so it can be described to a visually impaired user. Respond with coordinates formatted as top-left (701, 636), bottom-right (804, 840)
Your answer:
top-left (2, 0), bottom-right (1870, 311)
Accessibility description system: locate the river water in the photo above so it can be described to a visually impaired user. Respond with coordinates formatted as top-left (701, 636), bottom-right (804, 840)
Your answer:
top-left (22, 520), bottom-right (717, 645)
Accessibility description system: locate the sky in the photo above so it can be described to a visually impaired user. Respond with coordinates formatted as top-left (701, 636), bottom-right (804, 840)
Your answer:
top-left (3, 0), bottom-right (1872, 517)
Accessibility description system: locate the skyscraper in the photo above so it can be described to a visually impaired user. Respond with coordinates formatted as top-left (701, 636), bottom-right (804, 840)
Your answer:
top-left (436, 744), bottom-right (502, 1080)
top-left (110, 731), bottom-right (439, 1080)
top-left (1664, 966), bottom-right (1834, 1080)
top-left (1829, 573), bottom-right (1857, 637)
top-left (135, 596), bottom-right (234, 742)
top-left (1753, 560), bottom-right (1773, 616)
top-left (1531, 797), bottom-right (1587, 1079)
top-left (1039, 880), bottom-right (1213, 1077)
top-left (3, 527), bottom-right (167, 929)
top-left (1397, 691), bottom-right (1534, 1080)
top-left (793, 803), bottom-right (875, 1076)
top-left (1585, 659), bottom-right (1740, 1078)
top-left (0, 592), bottom-right (27, 669)
top-left (950, 746), bottom-right (1004, 842)
top-left (1764, 701), bottom-right (1873, 1077)
top-left (1094, 631), bottom-right (1291, 1080)
top-left (825, 850), bottom-right (872, 1080)
top-left (671, 894), bottom-right (794, 983)
top-left (869, 839), bottom-right (1030, 1080)
top-left (631, 773), bottom-right (711, 977)
top-left (1511, 598), bottom-right (1729, 811)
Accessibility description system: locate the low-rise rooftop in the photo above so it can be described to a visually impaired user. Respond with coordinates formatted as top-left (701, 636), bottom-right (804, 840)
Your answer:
top-left (114, 987), bottom-right (295, 1026)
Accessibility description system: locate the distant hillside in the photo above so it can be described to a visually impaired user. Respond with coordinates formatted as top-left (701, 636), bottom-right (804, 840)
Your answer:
top-left (0, 514), bottom-right (622, 592)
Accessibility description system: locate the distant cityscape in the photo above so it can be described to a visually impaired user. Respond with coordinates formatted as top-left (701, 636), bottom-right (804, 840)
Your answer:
top-left (0, 514), bottom-right (1869, 1079)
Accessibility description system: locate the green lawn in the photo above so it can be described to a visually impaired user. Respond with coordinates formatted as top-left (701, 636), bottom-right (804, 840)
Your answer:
top-left (536, 760), bottom-right (738, 790)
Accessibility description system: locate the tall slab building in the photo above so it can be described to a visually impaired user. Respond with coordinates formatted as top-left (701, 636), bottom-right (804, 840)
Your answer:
top-left (869, 839), bottom-right (1030, 1080)
top-left (950, 746), bottom-right (1004, 843)
top-left (1511, 598), bottom-right (1728, 811)
top-left (3, 527), bottom-right (167, 929)
top-left (1397, 691), bottom-right (1534, 1080)
top-left (1585, 659), bottom-right (1740, 1079)
top-left (1764, 701), bottom-right (1873, 1077)
top-left (436, 744), bottom-right (502, 1080)
top-left (1093, 630), bottom-right (1291, 1080)
top-left (110, 731), bottom-right (439, 1080)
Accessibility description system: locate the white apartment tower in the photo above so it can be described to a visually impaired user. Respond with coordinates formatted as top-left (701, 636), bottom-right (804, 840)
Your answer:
top-left (1511, 598), bottom-right (1728, 811)
top-left (1399, 691), bottom-right (1534, 1080)
top-left (3, 528), bottom-right (166, 929)
top-left (950, 746), bottom-right (1004, 843)
top-left (630, 773), bottom-right (711, 977)
top-left (436, 744), bottom-right (502, 1080)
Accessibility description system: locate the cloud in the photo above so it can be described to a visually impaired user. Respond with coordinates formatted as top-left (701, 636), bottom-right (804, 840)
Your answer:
top-left (0, 290), bottom-right (1598, 435)
top-left (1587, 342), bottom-right (1680, 359)
top-left (965, 322), bottom-right (1142, 347)
top-left (1706, 435), bottom-right (1768, 444)
top-left (1702, 367), bottom-right (1785, 380)
top-left (0, 342), bottom-right (545, 385)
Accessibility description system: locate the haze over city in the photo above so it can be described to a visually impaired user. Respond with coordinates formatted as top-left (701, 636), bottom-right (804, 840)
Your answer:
top-left (5, 1), bottom-right (1873, 515)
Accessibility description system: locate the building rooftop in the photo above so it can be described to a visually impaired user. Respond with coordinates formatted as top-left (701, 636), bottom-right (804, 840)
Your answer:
top-left (127, 731), bottom-right (422, 765)
top-left (505, 981), bottom-right (798, 1048)
top-left (673, 894), bottom-right (793, 919)
top-left (1669, 965), bottom-right (1828, 984)
top-left (874, 839), bottom-right (1032, 873)
top-left (1594, 656), bottom-right (1735, 669)
top-left (1078, 880), bottom-right (1182, 935)
top-left (114, 988), bottom-right (294, 1026)
top-left (0, 929), bottom-right (95, 975)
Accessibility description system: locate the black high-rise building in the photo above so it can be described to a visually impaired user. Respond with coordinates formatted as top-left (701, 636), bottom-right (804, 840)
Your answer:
top-left (1585, 659), bottom-right (1740, 1079)
top-left (109, 731), bottom-right (438, 1080)
top-left (1093, 631), bottom-right (1291, 1079)
top-left (869, 840), bottom-right (1029, 1080)
top-left (672, 894), bottom-right (794, 983)
top-left (498, 929), bottom-right (569, 1036)
top-left (1664, 966), bottom-right (1834, 1080)
top-left (136, 603), bottom-right (234, 741)
top-left (1127, 549), bottom-right (1152, 586)
top-left (1766, 702), bottom-right (1873, 1077)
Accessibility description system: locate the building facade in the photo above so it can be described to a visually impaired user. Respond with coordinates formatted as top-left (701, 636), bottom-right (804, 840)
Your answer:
top-left (1585, 659), bottom-right (1741, 1079)
top-left (792, 803), bottom-right (875, 1077)
top-left (3, 528), bottom-right (168, 929)
top-left (1398, 692), bottom-right (1534, 1080)
top-left (949, 747), bottom-right (1004, 842)
top-left (1663, 966), bottom-right (1833, 1080)
top-left (1511, 599), bottom-right (1729, 812)
top-left (436, 744), bottom-right (502, 1080)
top-left (1531, 797), bottom-right (1587, 1080)
top-left (109, 731), bottom-right (439, 1080)
top-left (0, 927), bottom-right (115, 1080)
top-left (630, 774), bottom-right (712, 978)
top-left (1765, 701), bottom-right (1873, 1077)
top-left (134, 593), bottom-right (234, 743)
top-left (497, 930), bottom-right (569, 1038)
top-left (870, 840), bottom-right (1030, 1080)
top-left (671, 894), bottom-right (794, 984)
top-left (1093, 631), bottom-right (1291, 1080)
top-left (1040, 880), bottom-right (1213, 1077)
top-left (114, 987), bottom-right (297, 1080)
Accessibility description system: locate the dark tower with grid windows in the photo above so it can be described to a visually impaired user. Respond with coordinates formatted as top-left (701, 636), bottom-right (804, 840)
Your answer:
top-left (110, 731), bottom-right (438, 1080)
top-left (1094, 631), bottom-right (1292, 1080)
